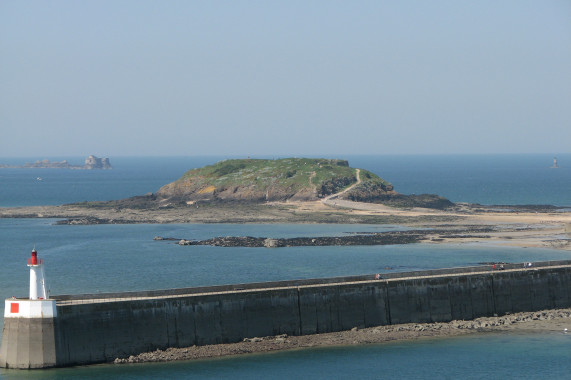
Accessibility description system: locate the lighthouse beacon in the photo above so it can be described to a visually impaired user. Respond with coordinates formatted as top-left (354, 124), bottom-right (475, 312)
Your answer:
top-left (0, 248), bottom-right (58, 369)
top-left (28, 248), bottom-right (49, 300)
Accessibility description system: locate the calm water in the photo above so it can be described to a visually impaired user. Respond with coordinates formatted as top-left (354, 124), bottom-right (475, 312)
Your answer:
top-left (1, 154), bottom-right (570, 207)
top-left (1, 333), bottom-right (570, 380)
top-left (1, 155), bottom-right (570, 379)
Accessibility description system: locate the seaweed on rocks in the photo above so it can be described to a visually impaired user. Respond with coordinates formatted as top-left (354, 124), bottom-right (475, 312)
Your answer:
top-left (158, 226), bottom-right (497, 248)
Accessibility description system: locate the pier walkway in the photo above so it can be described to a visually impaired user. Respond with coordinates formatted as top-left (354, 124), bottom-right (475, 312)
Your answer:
top-left (52, 260), bottom-right (571, 306)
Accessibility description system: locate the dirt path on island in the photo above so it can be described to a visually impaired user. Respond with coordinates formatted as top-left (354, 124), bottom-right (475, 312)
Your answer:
top-left (322, 168), bottom-right (361, 205)
top-left (308, 171), bottom-right (317, 197)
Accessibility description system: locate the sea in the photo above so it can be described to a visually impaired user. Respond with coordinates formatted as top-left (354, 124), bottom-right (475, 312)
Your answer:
top-left (0, 154), bottom-right (570, 379)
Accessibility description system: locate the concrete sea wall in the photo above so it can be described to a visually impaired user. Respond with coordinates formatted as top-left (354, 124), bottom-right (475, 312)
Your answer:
top-left (0, 318), bottom-right (56, 368)
top-left (2, 260), bottom-right (571, 368)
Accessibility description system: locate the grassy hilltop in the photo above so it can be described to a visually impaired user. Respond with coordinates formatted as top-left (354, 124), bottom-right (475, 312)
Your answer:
top-left (156, 158), bottom-right (393, 204)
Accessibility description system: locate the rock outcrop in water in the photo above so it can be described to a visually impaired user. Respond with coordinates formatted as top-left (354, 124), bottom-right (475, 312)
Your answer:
top-left (83, 155), bottom-right (112, 169)
top-left (153, 225), bottom-right (495, 248)
top-left (0, 155), bottom-right (112, 169)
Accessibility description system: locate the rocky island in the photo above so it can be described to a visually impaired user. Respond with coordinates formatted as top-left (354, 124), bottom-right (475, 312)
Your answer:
top-left (73, 158), bottom-right (451, 210)
top-left (153, 158), bottom-right (451, 207)
top-left (0, 155), bottom-right (112, 169)
top-left (0, 157), bottom-right (569, 251)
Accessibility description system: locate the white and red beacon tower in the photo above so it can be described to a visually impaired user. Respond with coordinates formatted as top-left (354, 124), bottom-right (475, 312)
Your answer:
top-left (27, 248), bottom-right (49, 300)
top-left (0, 248), bottom-right (58, 369)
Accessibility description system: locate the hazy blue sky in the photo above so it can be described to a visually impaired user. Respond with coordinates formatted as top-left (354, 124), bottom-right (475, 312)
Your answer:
top-left (1, 1), bottom-right (569, 157)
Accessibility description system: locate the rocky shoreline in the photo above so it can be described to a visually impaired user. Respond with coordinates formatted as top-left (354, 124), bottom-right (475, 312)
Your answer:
top-left (114, 308), bottom-right (571, 364)
top-left (0, 201), bottom-right (463, 225)
top-left (155, 226), bottom-right (496, 248)
top-left (1, 200), bottom-right (569, 250)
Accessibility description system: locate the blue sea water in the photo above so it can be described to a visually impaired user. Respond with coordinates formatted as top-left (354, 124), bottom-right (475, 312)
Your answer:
top-left (348, 154), bottom-right (571, 206)
top-left (2, 333), bottom-right (570, 380)
top-left (0, 154), bottom-right (570, 379)
top-left (1, 154), bottom-right (570, 207)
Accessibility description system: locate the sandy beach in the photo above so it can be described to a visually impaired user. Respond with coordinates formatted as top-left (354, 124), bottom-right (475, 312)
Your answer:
top-left (1, 199), bottom-right (569, 250)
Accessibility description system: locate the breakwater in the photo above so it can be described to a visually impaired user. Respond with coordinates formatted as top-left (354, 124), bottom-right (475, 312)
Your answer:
top-left (2, 260), bottom-right (570, 369)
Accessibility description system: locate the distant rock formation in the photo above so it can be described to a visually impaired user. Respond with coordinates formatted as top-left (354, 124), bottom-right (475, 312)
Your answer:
top-left (24, 159), bottom-right (72, 169)
top-left (84, 155), bottom-right (112, 169)
top-left (0, 155), bottom-right (112, 169)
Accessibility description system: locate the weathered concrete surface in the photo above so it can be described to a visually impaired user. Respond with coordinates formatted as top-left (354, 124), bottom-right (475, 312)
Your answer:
top-left (0, 318), bottom-right (56, 369)
top-left (114, 308), bottom-right (571, 365)
top-left (2, 261), bottom-right (571, 368)
top-left (53, 289), bottom-right (302, 366)
top-left (49, 265), bottom-right (571, 367)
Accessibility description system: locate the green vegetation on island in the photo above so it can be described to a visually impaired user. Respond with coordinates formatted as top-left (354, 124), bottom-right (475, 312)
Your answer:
top-left (71, 158), bottom-right (453, 212)
top-left (156, 158), bottom-right (393, 203)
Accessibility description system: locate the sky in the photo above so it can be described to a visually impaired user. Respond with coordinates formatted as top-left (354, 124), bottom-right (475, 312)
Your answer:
top-left (1, 0), bottom-right (570, 157)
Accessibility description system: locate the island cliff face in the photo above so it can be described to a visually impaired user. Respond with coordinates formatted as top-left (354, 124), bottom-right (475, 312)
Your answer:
top-left (83, 155), bottom-right (112, 169)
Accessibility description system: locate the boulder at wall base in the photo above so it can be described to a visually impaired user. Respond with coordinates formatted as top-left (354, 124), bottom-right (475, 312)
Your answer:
top-left (263, 238), bottom-right (279, 248)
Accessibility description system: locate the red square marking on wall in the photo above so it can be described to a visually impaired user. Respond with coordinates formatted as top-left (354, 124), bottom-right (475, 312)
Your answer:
top-left (10, 303), bottom-right (19, 313)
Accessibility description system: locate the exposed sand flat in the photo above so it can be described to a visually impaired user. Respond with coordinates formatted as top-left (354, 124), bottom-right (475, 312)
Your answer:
top-left (1, 200), bottom-right (570, 250)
